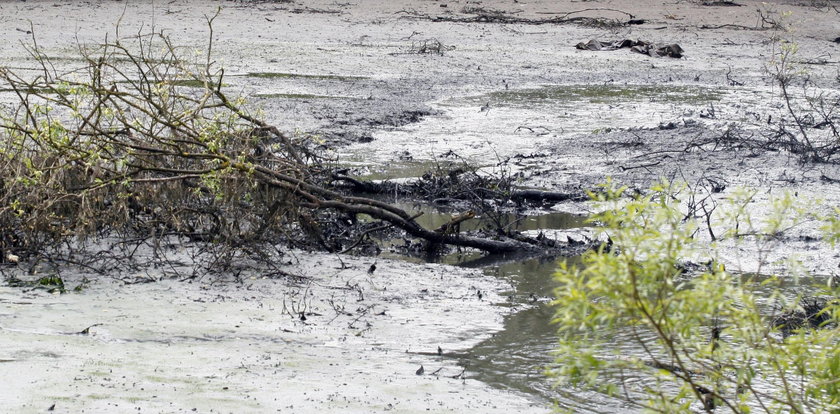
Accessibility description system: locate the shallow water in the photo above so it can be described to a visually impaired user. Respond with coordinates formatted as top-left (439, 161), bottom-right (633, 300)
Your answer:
top-left (454, 254), bottom-right (642, 413)
top-left (450, 252), bottom-right (834, 412)
top-left (375, 203), bottom-right (626, 410)
top-left (377, 202), bottom-right (834, 412)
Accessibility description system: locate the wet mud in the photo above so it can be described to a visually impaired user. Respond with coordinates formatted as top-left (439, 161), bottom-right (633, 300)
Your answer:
top-left (1, 0), bottom-right (839, 412)
top-left (1, 254), bottom-right (547, 413)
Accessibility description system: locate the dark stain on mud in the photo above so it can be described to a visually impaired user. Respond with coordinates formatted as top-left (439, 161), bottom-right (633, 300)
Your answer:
top-left (334, 109), bottom-right (436, 128)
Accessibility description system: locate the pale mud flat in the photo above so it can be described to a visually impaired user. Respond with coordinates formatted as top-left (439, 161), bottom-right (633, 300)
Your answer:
top-left (0, 253), bottom-right (547, 413)
top-left (1, 0), bottom-right (840, 412)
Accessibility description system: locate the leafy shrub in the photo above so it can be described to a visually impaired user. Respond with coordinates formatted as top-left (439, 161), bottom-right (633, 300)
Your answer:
top-left (552, 181), bottom-right (839, 413)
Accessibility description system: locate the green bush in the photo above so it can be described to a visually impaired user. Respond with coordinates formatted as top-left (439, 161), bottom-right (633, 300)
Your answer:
top-left (552, 181), bottom-right (839, 413)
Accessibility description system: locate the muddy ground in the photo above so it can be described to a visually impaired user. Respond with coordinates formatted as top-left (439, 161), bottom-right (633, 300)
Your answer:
top-left (1, 252), bottom-right (541, 413)
top-left (1, 0), bottom-right (839, 412)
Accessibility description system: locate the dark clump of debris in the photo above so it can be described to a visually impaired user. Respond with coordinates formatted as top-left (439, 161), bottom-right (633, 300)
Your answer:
top-left (772, 296), bottom-right (837, 337)
top-left (410, 38), bottom-right (455, 55)
top-left (702, 1), bottom-right (742, 6)
top-left (576, 39), bottom-right (683, 58)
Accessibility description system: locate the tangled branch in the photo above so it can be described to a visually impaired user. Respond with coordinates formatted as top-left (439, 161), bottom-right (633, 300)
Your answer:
top-left (0, 22), bottom-right (567, 272)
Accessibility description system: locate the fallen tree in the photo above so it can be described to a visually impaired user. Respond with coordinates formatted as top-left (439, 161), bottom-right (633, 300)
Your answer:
top-left (0, 21), bottom-right (578, 272)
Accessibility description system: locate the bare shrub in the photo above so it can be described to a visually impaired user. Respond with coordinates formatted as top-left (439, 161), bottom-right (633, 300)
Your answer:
top-left (766, 43), bottom-right (840, 162)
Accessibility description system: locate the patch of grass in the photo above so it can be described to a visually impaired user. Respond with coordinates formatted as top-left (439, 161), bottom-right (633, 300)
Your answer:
top-left (46, 396), bottom-right (76, 402)
top-left (457, 84), bottom-right (725, 108)
top-left (5, 275), bottom-right (28, 287)
top-left (73, 277), bottom-right (90, 292)
top-left (169, 79), bottom-right (221, 88)
top-left (0, 87), bottom-right (64, 95)
top-left (144, 375), bottom-right (172, 383)
top-left (245, 72), bottom-right (366, 81)
top-left (253, 93), bottom-right (353, 99)
top-left (4, 275), bottom-right (66, 293)
top-left (86, 394), bottom-right (112, 400)
top-left (36, 276), bottom-right (65, 293)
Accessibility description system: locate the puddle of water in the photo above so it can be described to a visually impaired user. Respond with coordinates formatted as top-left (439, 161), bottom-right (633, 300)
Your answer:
top-left (450, 254), bottom-right (631, 412)
top-left (458, 303), bottom-right (636, 413)
top-left (371, 199), bottom-right (588, 268)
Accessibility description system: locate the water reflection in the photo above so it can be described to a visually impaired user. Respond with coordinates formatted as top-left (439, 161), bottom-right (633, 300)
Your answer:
top-left (463, 305), bottom-right (647, 412)
top-left (451, 255), bottom-right (639, 412)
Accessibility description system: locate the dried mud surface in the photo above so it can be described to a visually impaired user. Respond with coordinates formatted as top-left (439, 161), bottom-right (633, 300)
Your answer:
top-left (1, 0), bottom-right (839, 412)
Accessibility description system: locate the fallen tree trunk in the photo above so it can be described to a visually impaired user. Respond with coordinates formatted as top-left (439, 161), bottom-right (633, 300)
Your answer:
top-left (0, 26), bottom-right (581, 263)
